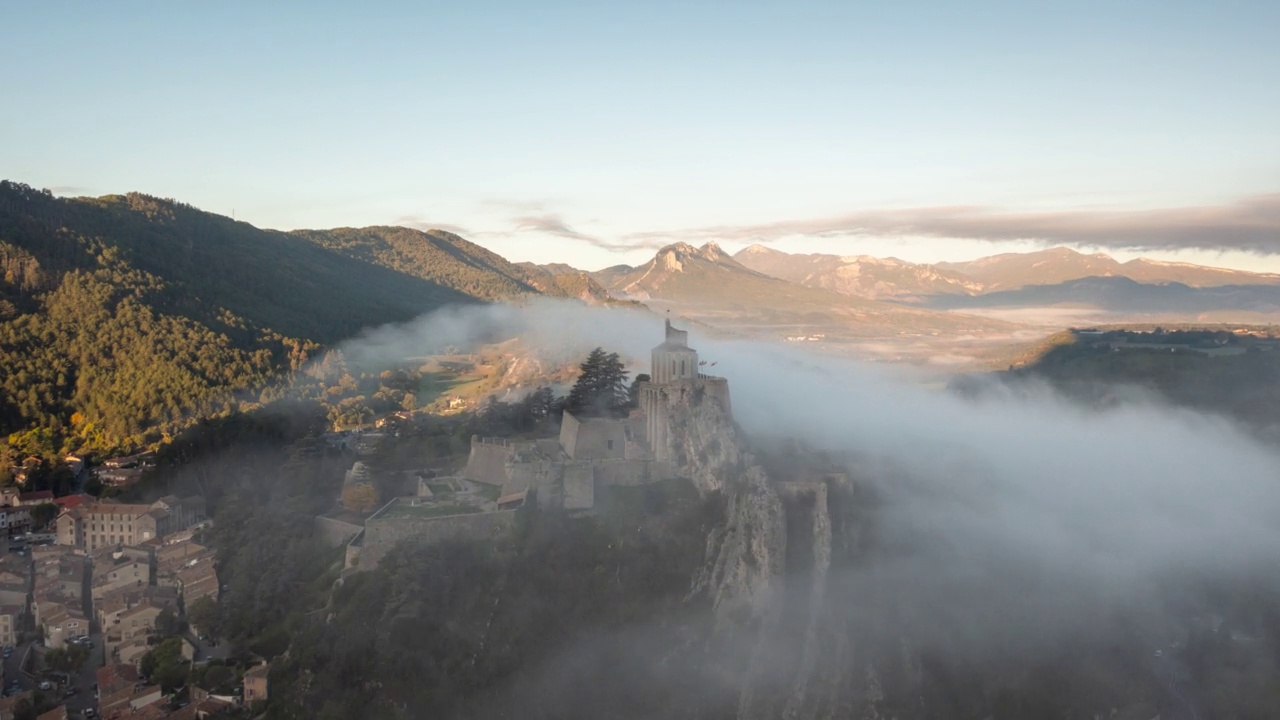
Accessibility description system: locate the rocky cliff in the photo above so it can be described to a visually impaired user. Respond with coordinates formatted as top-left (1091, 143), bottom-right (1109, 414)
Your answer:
top-left (661, 385), bottom-right (876, 719)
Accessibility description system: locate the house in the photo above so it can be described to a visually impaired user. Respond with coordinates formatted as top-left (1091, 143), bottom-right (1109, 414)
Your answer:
top-left (0, 571), bottom-right (28, 607)
top-left (52, 494), bottom-right (90, 512)
top-left (175, 562), bottom-right (219, 605)
top-left (0, 507), bottom-right (33, 536)
top-left (91, 553), bottom-right (151, 600)
top-left (0, 605), bottom-right (21, 647)
top-left (58, 497), bottom-right (205, 552)
top-left (97, 467), bottom-right (144, 488)
top-left (58, 503), bottom-right (157, 550)
top-left (16, 491), bottom-right (53, 507)
top-left (38, 601), bottom-right (88, 649)
top-left (32, 550), bottom-right (86, 602)
top-left (243, 662), bottom-right (270, 703)
top-left (96, 663), bottom-right (148, 717)
top-left (116, 635), bottom-right (151, 669)
top-left (36, 706), bottom-right (68, 720)
top-left (96, 585), bottom-right (177, 632)
top-left (102, 453), bottom-right (153, 470)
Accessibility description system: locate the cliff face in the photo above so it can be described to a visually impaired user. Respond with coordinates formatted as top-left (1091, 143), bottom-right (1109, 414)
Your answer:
top-left (663, 387), bottom-right (868, 719)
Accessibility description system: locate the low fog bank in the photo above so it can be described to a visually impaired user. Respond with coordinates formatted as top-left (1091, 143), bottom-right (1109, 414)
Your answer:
top-left (341, 299), bottom-right (1280, 660)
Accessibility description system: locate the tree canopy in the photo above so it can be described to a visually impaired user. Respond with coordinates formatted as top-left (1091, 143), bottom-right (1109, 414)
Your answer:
top-left (565, 348), bottom-right (629, 418)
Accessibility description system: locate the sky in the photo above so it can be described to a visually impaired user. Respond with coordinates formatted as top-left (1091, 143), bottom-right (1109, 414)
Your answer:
top-left (2, 1), bottom-right (1278, 271)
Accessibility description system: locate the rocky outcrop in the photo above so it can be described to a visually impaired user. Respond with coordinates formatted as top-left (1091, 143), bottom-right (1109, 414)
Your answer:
top-left (665, 388), bottom-right (853, 720)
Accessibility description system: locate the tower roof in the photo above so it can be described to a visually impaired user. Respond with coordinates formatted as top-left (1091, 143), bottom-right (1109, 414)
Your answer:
top-left (656, 318), bottom-right (694, 352)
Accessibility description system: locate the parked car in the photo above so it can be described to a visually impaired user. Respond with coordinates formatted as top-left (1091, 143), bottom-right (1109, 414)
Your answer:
top-left (38, 681), bottom-right (51, 691)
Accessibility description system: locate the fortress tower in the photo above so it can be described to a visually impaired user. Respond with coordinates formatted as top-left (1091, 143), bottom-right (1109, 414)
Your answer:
top-left (650, 319), bottom-right (699, 384)
top-left (639, 318), bottom-right (731, 461)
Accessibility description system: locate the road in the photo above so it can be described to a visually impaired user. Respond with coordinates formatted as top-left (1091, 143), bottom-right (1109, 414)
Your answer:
top-left (62, 632), bottom-right (104, 716)
top-left (2, 639), bottom-right (33, 693)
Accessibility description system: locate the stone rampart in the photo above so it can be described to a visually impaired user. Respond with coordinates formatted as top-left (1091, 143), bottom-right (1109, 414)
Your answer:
top-left (593, 459), bottom-right (676, 487)
top-left (313, 516), bottom-right (363, 548)
top-left (357, 509), bottom-right (518, 571)
top-left (465, 436), bottom-right (513, 486)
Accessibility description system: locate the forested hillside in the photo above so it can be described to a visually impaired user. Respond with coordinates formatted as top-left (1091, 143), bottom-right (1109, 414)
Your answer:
top-left (960, 328), bottom-right (1280, 432)
top-left (0, 181), bottom-right (555, 458)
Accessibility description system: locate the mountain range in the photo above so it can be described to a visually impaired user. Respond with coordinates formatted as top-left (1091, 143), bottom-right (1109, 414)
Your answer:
top-left (734, 243), bottom-right (1280, 300)
top-left (587, 241), bottom-right (1015, 338)
top-left (6, 178), bottom-right (1279, 452)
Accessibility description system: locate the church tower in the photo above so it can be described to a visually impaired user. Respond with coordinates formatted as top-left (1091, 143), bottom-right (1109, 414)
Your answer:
top-left (650, 318), bottom-right (699, 384)
top-left (639, 316), bottom-right (730, 463)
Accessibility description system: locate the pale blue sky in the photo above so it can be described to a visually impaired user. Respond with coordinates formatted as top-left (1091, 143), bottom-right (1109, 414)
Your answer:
top-left (2, 1), bottom-right (1278, 271)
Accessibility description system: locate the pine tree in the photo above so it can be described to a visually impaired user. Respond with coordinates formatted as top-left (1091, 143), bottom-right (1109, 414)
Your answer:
top-left (565, 348), bottom-right (629, 417)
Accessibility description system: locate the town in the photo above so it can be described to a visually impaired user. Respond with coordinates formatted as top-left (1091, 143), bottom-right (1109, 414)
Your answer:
top-left (0, 465), bottom-right (265, 719)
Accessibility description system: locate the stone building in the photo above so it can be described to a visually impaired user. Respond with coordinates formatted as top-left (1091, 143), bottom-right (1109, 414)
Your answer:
top-left (639, 319), bottom-right (731, 463)
top-left (0, 605), bottom-right (19, 647)
top-left (56, 496), bottom-right (205, 552)
top-left (244, 663), bottom-right (270, 703)
top-left (463, 317), bottom-right (731, 510)
top-left (352, 317), bottom-right (732, 573)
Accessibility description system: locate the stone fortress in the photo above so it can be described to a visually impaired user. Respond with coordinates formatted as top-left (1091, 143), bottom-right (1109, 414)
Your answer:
top-left (345, 318), bottom-right (732, 571)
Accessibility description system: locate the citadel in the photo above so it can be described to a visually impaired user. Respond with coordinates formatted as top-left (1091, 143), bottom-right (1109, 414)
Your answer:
top-left (340, 318), bottom-right (734, 570)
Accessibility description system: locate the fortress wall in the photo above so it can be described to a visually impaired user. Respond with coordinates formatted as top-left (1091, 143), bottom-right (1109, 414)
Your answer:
top-left (344, 535), bottom-right (363, 569)
top-left (699, 376), bottom-right (732, 417)
top-left (465, 437), bottom-right (513, 486)
top-left (358, 510), bottom-right (518, 571)
top-left (608, 460), bottom-right (677, 486)
top-left (560, 412), bottom-right (629, 460)
top-left (622, 417), bottom-right (650, 460)
top-left (503, 461), bottom-right (538, 497)
top-left (562, 463), bottom-right (594, 511)
top-left (559, 412), bottom-right (582, 459)
top-left (313, 516), bottom-right (363, 548)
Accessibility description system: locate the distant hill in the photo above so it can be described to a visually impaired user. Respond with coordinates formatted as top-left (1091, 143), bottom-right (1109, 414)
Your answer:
top-left (736, 245), bottom-right (1280, 301)
top-left (734, 243), bottom-right (981, 300)
top-left (960, 328), bottom-right (1280, 433)
top-left (0, 181), bottom-right (561, 454)
top-left (936, 246), bottom-right (1280, 292)
top-left (516, 262), bottom-right (613, 303)
top-left (592, 241), bottom-right (1015, 337)
top-left (927, 276), bottom-right (1280, 317)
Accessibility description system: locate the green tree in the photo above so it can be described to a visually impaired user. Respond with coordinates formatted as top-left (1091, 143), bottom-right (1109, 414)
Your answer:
top-left (565, 348), bottom-right (629, 418)
top-left (186, 596), bottom-right (221, 639)
top-left (155, 606), bottom-right (182, 638)
top-left (201, 664), bottom-right (235, 693)
top-left (140, 636), bottom-right (188, 691)
top-left (44, 643), bottom-right (89, 674)
top-left (30, 502), bottom-right (58, 528)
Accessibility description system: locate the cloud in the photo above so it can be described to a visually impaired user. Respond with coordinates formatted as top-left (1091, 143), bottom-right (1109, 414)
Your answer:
top-left (341, 300), bottom-right (1280, 652)
top-left (512, 213), bottom-right (667, 252)
top-left (393, 215), bottom-right (471, 237)
top-left (326, 299), bottom-right (1280, 712)
top-left (625, 194), bottom-right (1280, 255)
